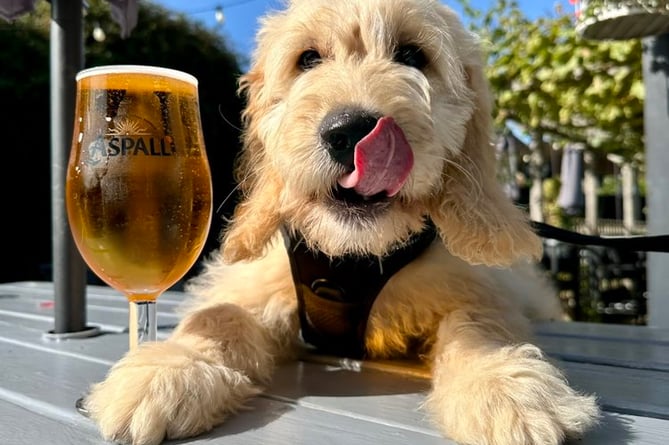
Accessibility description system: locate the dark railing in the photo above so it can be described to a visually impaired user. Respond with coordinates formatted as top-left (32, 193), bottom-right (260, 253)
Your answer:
top-left (540, 230), bottom-right (650, 325)
top-left (570, 217), bottom-right (646, 236)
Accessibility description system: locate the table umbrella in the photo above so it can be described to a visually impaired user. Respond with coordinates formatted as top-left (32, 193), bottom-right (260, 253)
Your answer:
top-left (0, 0), bottom-right (138, 336)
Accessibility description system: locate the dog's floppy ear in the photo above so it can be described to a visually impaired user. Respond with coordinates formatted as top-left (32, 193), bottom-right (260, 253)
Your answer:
top-left (220, 67), bottom-right (283, 264)
top-left (429, 24), bottom-right (541, 267)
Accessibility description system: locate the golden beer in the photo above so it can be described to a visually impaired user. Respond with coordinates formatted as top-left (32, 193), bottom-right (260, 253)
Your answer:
top-left (66, 66), bottom-right (213, 303)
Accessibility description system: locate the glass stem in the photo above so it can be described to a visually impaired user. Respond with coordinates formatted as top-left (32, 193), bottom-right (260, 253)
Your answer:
top-left (129, 301), bottom-right (157, 350)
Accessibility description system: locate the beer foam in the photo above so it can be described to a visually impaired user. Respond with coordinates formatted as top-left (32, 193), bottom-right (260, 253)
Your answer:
top-left (76, 65), bottom-right (198, 86)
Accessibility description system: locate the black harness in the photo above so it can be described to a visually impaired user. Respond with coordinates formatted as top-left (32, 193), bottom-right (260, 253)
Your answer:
top-left (282, 223), bottom-right (437, 358)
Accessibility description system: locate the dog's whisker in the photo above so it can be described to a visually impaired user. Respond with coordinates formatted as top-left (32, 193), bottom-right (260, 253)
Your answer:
top-left (440, 155), bottom-right (484, 200)
top-left (216, 182), bottom-right (243, 215)
top-left (217, 104), bottom-right (243, 132)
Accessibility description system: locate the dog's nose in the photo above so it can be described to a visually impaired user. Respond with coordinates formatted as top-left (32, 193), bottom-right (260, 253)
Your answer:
top-left (320, 109), bottom-right (381, 168)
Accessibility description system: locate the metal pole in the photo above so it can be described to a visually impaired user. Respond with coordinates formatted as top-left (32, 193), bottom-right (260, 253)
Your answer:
top-left (49, 0), bottom-right (88, 334)
top-left (642, 34), bottom-right (669, 328)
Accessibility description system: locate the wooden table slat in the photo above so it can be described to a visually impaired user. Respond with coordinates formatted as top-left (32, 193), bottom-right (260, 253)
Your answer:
top-left (537, 335), bottom-right (669, 371)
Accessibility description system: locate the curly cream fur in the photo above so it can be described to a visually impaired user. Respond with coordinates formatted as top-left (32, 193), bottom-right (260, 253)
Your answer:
top-left (85, 1), bottom-right (600, 444)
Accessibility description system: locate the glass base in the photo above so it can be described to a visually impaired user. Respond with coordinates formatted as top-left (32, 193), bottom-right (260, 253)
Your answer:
top-left (129, 300), bottom-right (157, 350)
top-left (43, 325), bottom-right (100, 341)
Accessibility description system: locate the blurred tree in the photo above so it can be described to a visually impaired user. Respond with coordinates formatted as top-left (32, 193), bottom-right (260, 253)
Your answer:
top-left (0, 0), bottom-right (244, 282)
top-left (455, 0), bottom-right (644, 161)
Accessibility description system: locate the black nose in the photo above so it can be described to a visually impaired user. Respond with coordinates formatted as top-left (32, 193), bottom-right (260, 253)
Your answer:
top-left (319, 108), bottom-right (381, 168)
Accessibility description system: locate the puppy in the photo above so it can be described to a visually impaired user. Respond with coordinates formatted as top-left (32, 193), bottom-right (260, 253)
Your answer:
top-left (85, 0), bottom-right (600, 444)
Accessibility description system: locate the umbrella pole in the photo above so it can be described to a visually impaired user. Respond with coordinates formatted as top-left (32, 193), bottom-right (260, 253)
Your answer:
top-left (48, 0), bottom-right (91, 336)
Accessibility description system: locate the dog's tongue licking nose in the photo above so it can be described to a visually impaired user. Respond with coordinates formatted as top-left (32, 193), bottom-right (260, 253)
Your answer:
top-left (337, 117), bottom-right (413, 197)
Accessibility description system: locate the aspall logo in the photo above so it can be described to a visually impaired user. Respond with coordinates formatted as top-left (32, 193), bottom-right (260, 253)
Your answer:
top-left (85, 117), bottom-right (176, 166)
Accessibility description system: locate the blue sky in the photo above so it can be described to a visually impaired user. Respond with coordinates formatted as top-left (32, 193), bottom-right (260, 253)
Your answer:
top-left (152, 0), bottom-right (573, 64)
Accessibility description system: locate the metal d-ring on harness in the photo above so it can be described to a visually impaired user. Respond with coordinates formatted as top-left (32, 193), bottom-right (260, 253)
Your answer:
top-left (281, 223), bottom-right (437, 358)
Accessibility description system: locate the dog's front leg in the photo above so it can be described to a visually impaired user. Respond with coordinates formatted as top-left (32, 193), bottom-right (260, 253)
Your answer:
top-left (424, 309), bottom-right (600, 445)
top-left (85, 302), bottom-right (290, 445)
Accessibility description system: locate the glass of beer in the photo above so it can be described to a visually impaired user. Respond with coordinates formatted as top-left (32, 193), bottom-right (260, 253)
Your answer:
top-left (66, 65), bottom-right (213, 351)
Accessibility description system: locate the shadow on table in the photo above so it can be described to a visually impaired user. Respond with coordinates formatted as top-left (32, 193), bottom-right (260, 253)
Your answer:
top-left (164, 357), bottom-right (432, 443)
top-left (166, 398), bottom-right (294, 444)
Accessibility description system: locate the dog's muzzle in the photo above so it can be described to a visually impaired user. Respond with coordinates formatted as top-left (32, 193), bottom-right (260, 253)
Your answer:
top-left (319, 107), bottom-right (381, 169)
top-left (319, 107), bottom-right (414, 202)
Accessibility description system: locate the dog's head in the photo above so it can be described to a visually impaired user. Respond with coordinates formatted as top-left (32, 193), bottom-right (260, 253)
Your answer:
top-left (221, 0), bottom-right (541, 267)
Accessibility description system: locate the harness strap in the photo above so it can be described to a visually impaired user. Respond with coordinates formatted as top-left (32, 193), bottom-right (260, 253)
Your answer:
top-left (282, 223), bottom-right (437, 358)
top-left (531, 221), bottom-right (669, 252)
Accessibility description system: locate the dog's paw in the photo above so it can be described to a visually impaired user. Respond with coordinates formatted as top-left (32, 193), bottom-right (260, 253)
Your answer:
top-left (425, 344), bottom-right (600, 445)
top-left (84, 340), bottom-right (262, 445)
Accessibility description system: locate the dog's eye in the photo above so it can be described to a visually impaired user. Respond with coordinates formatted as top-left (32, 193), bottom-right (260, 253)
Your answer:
top-left (393, 44), bottom-right (428, 70)
top-left (298, 49), bottom-right (322, 71)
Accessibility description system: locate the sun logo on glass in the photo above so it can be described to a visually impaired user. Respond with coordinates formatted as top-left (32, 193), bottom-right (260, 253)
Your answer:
top-left (107, 118), bottom-right (151, 136)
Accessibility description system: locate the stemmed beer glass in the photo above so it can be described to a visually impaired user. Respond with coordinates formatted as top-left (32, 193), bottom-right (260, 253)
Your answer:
top-left (66, 65), bottom-right (213, 410)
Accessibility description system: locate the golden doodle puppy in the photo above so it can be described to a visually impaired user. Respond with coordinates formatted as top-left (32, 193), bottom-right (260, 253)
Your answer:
top-left (85, 0), bottom-right (600, 444)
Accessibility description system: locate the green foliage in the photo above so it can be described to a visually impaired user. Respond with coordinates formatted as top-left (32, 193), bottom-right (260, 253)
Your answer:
top-left (542, 177), bottom-right (571, 228)
top-left (454, 0), bottom-right (644, 160)
top-left (0, 0), bottom-right (245, 282)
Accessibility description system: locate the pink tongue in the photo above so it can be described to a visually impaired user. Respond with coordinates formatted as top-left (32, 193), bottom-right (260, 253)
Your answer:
top-left (337, 117), bottom-right (413, 197)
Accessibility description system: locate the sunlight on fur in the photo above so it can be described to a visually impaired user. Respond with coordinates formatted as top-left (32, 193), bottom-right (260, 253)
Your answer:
top-left (83, 1), bottom-right (600, 444)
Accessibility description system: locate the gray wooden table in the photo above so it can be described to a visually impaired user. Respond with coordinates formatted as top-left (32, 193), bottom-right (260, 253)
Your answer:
top-left (1, 281), bottom-right (667, 445)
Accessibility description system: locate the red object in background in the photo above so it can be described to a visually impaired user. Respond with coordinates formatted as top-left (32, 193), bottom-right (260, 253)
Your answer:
top-left (569, 0), bottom-right (581, 18)
top-left (39, 300), bottom-right (55, 309)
